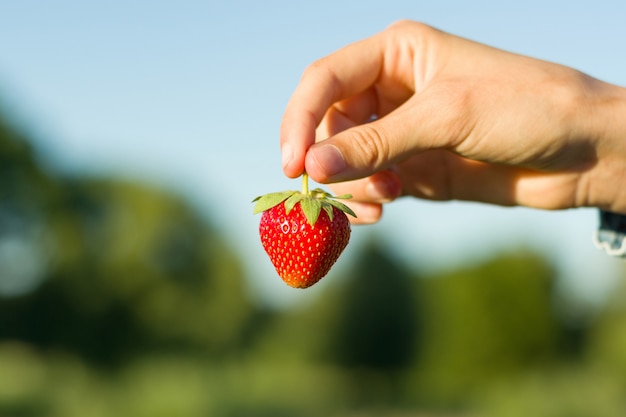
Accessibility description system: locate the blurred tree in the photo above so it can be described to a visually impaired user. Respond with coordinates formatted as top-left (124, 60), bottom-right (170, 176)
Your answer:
top-left (586, 268), bottom-right (626, 378)
top-left (412, 251), bottom-right (566, 405)
top-left (330, 238), bottom-right (421, 409)
top-left (0, 112), bottom-right (256, 366)
top-left (0, 116), bottom-right (60, 298)
top-left (330, 238), bottom-right (419, 372)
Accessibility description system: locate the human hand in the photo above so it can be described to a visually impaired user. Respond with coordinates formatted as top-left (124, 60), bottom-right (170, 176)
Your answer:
top-left (280, 20), bottom-right (626, 223)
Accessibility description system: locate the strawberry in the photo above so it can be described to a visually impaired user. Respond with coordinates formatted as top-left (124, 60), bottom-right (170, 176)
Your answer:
top-left (253, 174), bottom-right (356, 288)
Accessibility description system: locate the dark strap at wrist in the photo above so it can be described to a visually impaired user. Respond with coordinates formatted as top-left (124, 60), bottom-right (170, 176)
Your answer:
top-left (593, 210), bottom-right (626, 258)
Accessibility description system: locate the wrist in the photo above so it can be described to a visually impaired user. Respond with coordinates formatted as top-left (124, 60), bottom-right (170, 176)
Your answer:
top-left (579, 80), bottom-right (626, 214)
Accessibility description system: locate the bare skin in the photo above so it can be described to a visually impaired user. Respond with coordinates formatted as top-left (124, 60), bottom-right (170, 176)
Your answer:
top-left (280, 20), bottom-right (626, 224)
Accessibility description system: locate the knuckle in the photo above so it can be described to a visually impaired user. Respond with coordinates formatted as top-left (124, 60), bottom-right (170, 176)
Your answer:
top-left (387, 19), bottom-right (430, 33)
top-left (302, 58), bottom-right (326, 79)
top-left (385, 20), bottom-right (442, 45)
top-left (301, 58), bottom-right (342, 102)
top-left (350, 124), bottom-right (391, 169)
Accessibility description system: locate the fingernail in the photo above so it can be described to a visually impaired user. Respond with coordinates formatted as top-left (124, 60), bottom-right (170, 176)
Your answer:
top-left (281, 143), bottom-right (294, 170)
top-left (310, 145), bottom-right (346, 178)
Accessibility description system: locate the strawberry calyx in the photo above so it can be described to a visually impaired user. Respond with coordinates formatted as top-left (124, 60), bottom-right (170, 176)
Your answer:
top-left (252, 173), bottom-right (356, 226)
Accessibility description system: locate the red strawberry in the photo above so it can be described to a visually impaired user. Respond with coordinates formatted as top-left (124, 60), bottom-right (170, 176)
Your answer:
top-left (253, 174), bottom-right (356, 288)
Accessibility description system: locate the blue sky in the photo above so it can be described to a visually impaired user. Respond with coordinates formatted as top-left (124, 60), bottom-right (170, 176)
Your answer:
top-left (1, 0), bottom-right (625, 306)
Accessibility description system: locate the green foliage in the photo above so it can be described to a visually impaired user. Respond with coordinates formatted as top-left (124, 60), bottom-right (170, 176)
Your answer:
top-left (0, 113), bottom-right (255, 366)
top-left (413, 252), bottom-right (565, 405)
top-left (330, 239), bottom-right (419, 372)
top-left (586, 272), bottom-right (626, 377)
top-left (478, 367), bottom-right (626, 417)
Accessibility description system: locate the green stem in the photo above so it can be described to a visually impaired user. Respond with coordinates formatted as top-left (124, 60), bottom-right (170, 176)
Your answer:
top-left (302, 172), bottom-right (309, 195)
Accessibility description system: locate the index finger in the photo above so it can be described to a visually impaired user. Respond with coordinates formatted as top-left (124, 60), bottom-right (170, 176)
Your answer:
top-left (280, 34), bottom-right (386, 178)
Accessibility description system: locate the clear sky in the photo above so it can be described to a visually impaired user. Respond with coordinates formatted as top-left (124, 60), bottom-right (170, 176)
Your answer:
top-left (1, 0), bottom-right (625, 306)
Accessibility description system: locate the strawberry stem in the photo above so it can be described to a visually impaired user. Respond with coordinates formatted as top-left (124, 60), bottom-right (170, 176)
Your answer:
top-left (302, 172), bottom-right (309, 195)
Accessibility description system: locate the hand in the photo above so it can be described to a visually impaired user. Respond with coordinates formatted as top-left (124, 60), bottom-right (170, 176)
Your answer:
top-left (280, 20), bottom-right (626, 223)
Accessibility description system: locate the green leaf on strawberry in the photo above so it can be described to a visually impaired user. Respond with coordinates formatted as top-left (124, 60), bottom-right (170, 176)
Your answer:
top-left (252, 191), bottom-right (296, 214)
top-left (253, 175), bottom-right (356, 226)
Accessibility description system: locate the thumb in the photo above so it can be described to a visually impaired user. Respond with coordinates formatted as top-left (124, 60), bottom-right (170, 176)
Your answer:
top-left (304, 110), bottom-right (423, 183)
